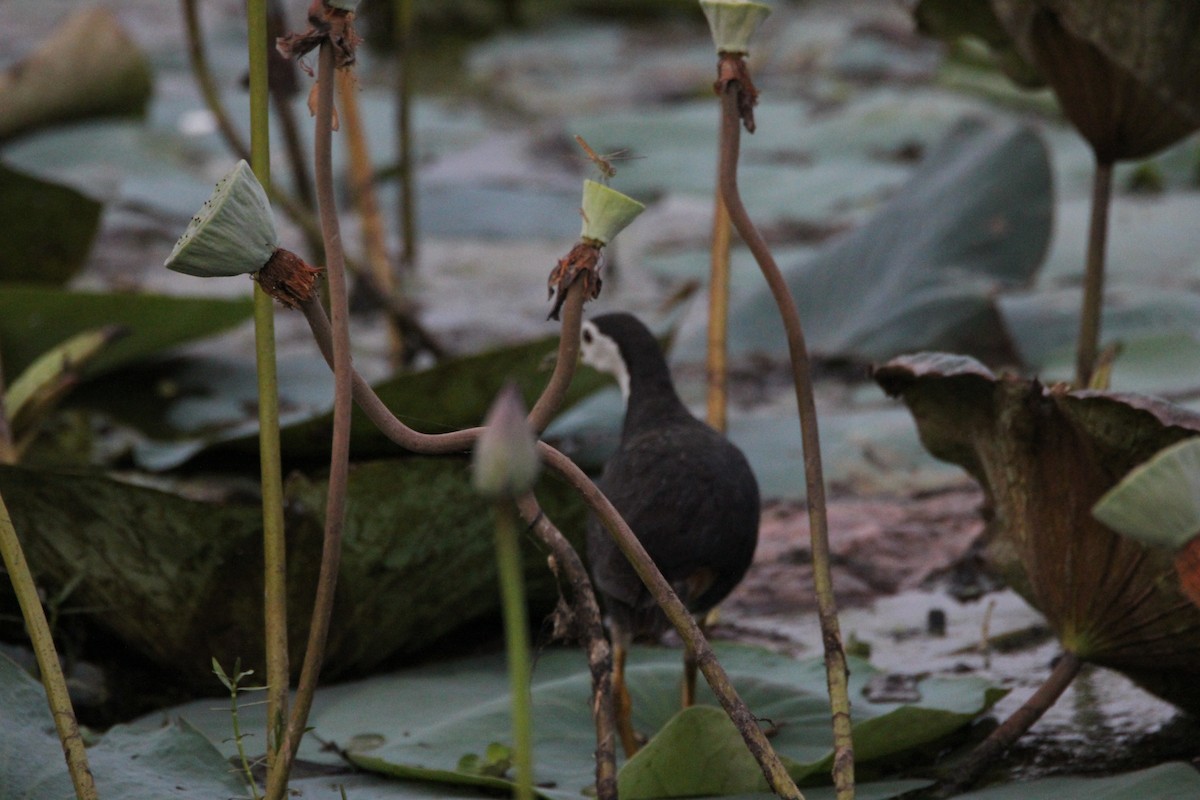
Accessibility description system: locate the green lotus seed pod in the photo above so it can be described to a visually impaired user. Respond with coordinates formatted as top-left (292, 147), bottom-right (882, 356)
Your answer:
top-left (165, 160), bottom-right (279, 278)
top-left (700, 0), bottom-right (772, 55)
top-left (1093, 437), bottom-right (1200, 551)
top-left (473, 383), bottom-right (541, 499)
top-left (579, 180), bottom-right (645, 246)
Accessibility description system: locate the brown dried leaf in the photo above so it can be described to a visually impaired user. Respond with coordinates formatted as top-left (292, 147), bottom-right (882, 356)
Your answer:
top-left (875, 352), bottom-right (1200, 712)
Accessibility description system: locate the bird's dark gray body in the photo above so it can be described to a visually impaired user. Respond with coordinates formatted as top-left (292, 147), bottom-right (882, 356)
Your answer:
top-left (582, 312), bottom-right (760, 640)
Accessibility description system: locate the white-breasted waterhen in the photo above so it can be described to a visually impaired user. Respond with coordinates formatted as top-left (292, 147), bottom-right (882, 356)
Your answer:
top-left (580, 311), bottom-right (760, 757)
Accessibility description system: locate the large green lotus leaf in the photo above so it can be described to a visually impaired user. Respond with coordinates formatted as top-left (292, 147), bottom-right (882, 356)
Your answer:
top-left (874, 353), bottom-right (1200, 711)
top-left (678, 116), bottom-right (1051, 367)
top-left (998, 287), bottom-right (1200, 382)
top-left (0, 457), bottom-right (585, 687)
top-left (953, 763), bottom-right (1200, 799)
top-left (0, 655), bottom-right (243, 799)
top-left (0, 285), bottom-right (252, 383)
top-left (1014, 331), bottom-right (1200, 399)
top-left (316, 644), bottom-right (997, 800)
top-left (1036, 193), bottom-right (1200, 289)
top-left (0, 164), bottom-right (102, 284)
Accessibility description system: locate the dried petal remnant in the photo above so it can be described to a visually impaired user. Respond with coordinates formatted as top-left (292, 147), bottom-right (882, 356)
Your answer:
top-left (714, 53), bottom-right (760, 133)
top-left (256, 248), bottom-right (323, 309)
top-left (276, 0), bottom-right (360, 69)
top-left (546, 241), bottom-right (602, 321)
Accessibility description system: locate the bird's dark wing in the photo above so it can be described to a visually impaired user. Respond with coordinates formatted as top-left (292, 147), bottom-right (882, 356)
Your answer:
top-left (586, 420), bottom-right (760, 626)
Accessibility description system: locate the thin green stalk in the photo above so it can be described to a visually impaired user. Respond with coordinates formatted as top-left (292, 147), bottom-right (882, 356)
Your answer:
top-left (493, 504), bottom-right (534, 800)
top-left (0, 490), bottom-right (98, 800)
top-left (514, 492), bottom-right (616, 800)
top-left (213, 659), bottom-right (266, 800)
top-left (246, 0), bottom-right (290, 784)
top-left (266, 40), bottom-right (354, 800)
top-left (717, 83), bottom-right (853, 799)
top-left (394, 0), bottom-right (418, 268)
top-left (1074, 159), bottom-right (1114, 388)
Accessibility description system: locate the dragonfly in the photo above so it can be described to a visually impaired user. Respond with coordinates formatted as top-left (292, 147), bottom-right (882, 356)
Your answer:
top-left (573, 134), bottom-right (643, 184)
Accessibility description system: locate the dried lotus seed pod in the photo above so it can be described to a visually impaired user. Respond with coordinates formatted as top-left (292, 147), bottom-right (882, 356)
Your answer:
top-left (579, 180), bottom-right (644, 246)
top-left (700, 0), bottom-right (772, 55)
top-left (164, 159), bottom-right (279, 278)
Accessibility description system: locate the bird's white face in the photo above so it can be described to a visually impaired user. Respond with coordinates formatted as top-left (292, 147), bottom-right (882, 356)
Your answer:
top-left (580, 320), bottom-right (630, 402)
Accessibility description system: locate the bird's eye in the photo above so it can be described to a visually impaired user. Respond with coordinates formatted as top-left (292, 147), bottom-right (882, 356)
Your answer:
top-left (582, 328), bottom-right (593, 344)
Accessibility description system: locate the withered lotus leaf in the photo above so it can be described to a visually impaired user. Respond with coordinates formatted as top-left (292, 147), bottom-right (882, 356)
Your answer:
top-left (874, 352), bottom-right (1200, 711)
top-left (991, 0), bottom-right (1200, 162)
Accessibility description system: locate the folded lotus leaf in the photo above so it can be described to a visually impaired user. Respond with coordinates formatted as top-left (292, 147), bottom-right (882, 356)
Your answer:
top-left (0, 459), bottom-right (585, 687)
top-left (875, 352), bottom-right (1200, 711)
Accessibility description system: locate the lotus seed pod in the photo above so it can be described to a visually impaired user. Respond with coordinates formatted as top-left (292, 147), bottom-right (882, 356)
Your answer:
top-left (700, 0), bottom-right (771, 55)
top-left (1093, 437), bottom-right (1200, 551)
top-left (165, 160), bottom-right (279, 278)
top-left (579, 180), bottom-right (645, 246)
top-left (472, 383), bottom-right (541, 498)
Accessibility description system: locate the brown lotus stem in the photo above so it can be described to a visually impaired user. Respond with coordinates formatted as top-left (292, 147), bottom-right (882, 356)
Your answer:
top-left (527, 284), bottom-right (585, 435)
top-left (707, 184), bottom-right (733, 433)
top-left (394, 0), bottom-right (418, 269)
top-left (717, 77), bottom-right (852, 799)
top-left (265, 40), bottom-right (353, 800)
top-left (1074, 159), bottom-right (1114, 388)
top-left (943, 652), bottom-right (1082, 795)
top-left (337, 67), bottom-right (405, 367)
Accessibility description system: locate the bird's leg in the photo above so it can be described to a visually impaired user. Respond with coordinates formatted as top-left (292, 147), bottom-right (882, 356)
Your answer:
top-left (682, 608), bottom-right (720, 708)
top-left (682, 642), bottom-right (698, 709)
top-left (612, 637), bottom-right (644, 758)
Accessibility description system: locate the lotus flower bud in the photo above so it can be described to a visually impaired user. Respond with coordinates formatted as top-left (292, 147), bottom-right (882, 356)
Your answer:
top-left (165, 160), bottom-right (279, 278)
top-left (473, 383), bottom-right (541, 498)
top-left (579, 180), bottom-right (645, 246)
top-left (700, 0), bottom-right (772, 55)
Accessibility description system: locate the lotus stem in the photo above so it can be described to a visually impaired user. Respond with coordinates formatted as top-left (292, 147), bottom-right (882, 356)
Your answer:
top-left (394, 0), bottom-right (418, 269)
top-left (0, 489), bottom-right (98, 800)
top-left (706, 184), bottom-right (732, 433)
top-left (337, 68), bottom-right (405, 367)
top-left (493, 504), bottom-right (535, 800)
top-left (266, 40), bottom-right (353, 800)
top-left (717, 76), bottom-right (852, 800)
top-left (1074, 159), bottom-right (1114, 388)
top-left (527, 284), bottom-right (585, 434)
top-left (246, 0), bottom-right (290, 785)
top-left (943, 652), bottom-right (1082, 794)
